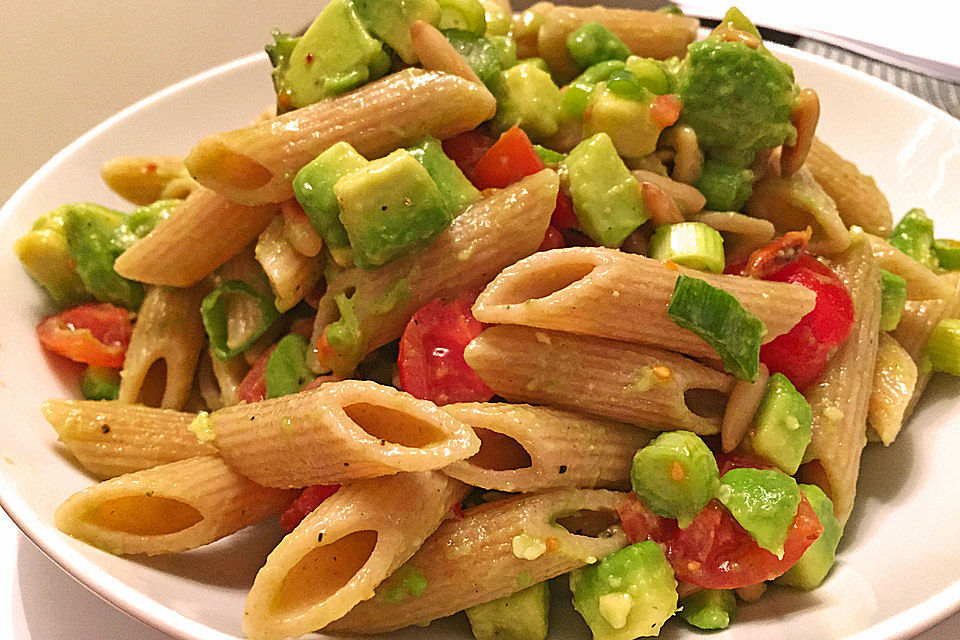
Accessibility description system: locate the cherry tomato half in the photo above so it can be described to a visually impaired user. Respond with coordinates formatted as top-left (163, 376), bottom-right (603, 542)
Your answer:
top-left (279, 484), bottom-right (340, 532)
top-left (36, 303), bottom-right (132, 368)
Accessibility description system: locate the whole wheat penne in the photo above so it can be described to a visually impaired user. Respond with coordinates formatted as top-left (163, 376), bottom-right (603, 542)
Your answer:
top-left (207, 380), bottom-right (479, 488)
top-left (410, 21), bottom-right (485, 85)
top-left (867, 333), bottom-right (918, 446)
top-left (471, 247), bottom-right (815, 359)
top-left (721, 363), bottom-right (770, 453)
top-left (327, 488), bottom-right (628, 634)
top-left (745, 166), bottom-right (850, 255)
top-left (867, 233), bottom-right (953, 301)
top-left (255, 216), bottom-right (323, 312)
top-left (688, 210), bottom-right (776, 264)
top-left (42, 400), bottom-right (215, 479)
top-left (464, 325), bottom-right (734, 434)
top-left (55, 455), bottom-right (294, 555)
top-left (805, 137), bottom-right (893, 237)
top-left (118, 284), bottom-right (205, 409)
top-left (185, 69), bottom-right (496, 206)
top-left (441, 403), bottom-right (652, 492)
top-left (243, 472), bottom-right (465, 640)
top-left (801, 236), bottom-right (881, 525)
top-left (196, 346), bottom-right (250, 410)
top-left (656, 124), bottom-right (702, 184)
top-left (631, 169), bottom-right (705, 215)
top-left (311, 170), bottom-right (558, 375)
top-left (101, 155), bottom-right (198, 206)
top-left (114, 186), bottom-right (277, 286)
top-left (536, 6), bottom-right (698, 81)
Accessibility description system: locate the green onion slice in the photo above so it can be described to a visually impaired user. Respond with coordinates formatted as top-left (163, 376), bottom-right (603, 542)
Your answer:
top-left (265, 334), bottom-right (314, 399)
top-left (649, 222), bottom-right (725, 273)
top-left (201, 280), bottom-right (279, 360)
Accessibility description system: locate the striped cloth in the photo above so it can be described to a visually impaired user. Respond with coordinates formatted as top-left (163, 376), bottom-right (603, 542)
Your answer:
top-left (795, 38), bottom-right (960, 119)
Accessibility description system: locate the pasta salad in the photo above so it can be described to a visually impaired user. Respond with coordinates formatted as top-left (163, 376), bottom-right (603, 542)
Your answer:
top-left (14, 2), bottom-right (960, 640)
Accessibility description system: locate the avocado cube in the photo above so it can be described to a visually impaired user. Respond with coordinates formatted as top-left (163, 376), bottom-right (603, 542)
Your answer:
top-left (490, 62), bottom-right (562, 143)
top-left (695, 157), bottom-right (755, 212)
top-left (776, 484), bottom-right (843, 590)
top-left (677, 589), bottom-right (736, 630)
top-left (465, 582), bottom-right (549, 640)
top-left (716, 467), bottom-right (801, 559)
top-left (742, 372), bottom-right (812, 475)
top-left (406, 136), bottom-right (480, 220)
top-left (879, 269), bottom-right (907, 331)
top-left (334, 149), bottom-right (445, 269)
top-left (15, 207), bottom-right (92, 308)
top-left (570, 541), bottom-right (678, 640)
top-left (294, 142), bottom-right (369, 253)
top-left (352, 0), bottom-right (441, 64)
top-left (583, 86), bottom-right (660, 159)
top-left (561, 133), bottom-right (647, 247)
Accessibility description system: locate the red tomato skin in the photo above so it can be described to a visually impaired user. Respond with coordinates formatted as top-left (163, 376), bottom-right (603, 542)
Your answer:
top-left (442, 129), bottom-right (495, 184)
top-left (398, 294), bottom-right (494, 406)
top-left (238, 345), bottom-right (276, 404)
top-left (36, 303), bottom-right (132, 367)
top-left (551, 191), bottom-right (579, 231)
top-left (715, 452), bottom-right (774, 476)
top-left (759, 255), bottom-right (854, 391)
top-left (471, 126), bottom-right (546, 190)
top-left (539, 227), bottom-right (565, 251)
top-left (279, 484), bottom-right (340, 532)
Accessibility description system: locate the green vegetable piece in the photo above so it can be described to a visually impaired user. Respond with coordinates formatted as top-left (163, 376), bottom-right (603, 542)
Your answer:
top-left (406, 136), bottom-right (480, 219)
top-left (566, 22), bottom-right (631, 70)
top-left (742, 373), bottom-right (812, 475)
top-left (265, 31), bottom-right (300, 111)
top-left (466, 582), bottom-right (549, 640)
top-left (335, 149), bottom-right (447, 269)
top-left (488, 35), bottom-right (518, 70)
top-left (442, 30), bottom-right (503, 86)
top-left (437, 0), bottom-right (487, 35)
top-left (569, 541), bottom-right (678, 640)
top-left (719, 6), bottom-right (763, 40)
top-left (927, 318), bottom-right (960, 376)
top-left (293, 142), bottom-right (369, 250)
top-left (323, 292), bottom-right (368, 376)
top-left (265, 334), bottom-right (314, 399)
top-left (716, 467), bottom-right (800, 559)
top-left (630, 431), bottom-right (720, 528)
top-left (583, 84), bottom-right (660, 158)
top-left (479, 0), bottom-right (510, 36)
top-left (694, 158), bottom-right (755, 212)
top-left (678, 37), bottom-right (798, 167)
top-left (560, 60), bottom-right (627, 119)
top-left (677, 589), bottom-right (736, 630)
top-left (879, 269), bottom-right (907, 331)
top-left (379, 565), bottom-right (429, 603)
top-left (352, 0), bottom-right (441, 64)
top-left (113, 199), bottom-right (179, 250)
top-left (934, 239), bottom-right (960, 271)
top-left (648, 222), bottom-right (725, 273)
top-left (889, 208), bottom-right (939, 271)
top-left (490, 62), bottom-right (562, 142)
top-left (533, 145), bottom-right (566, 164)
top-left (777, 484), bottom-right (842, 590)
top-left (14, 207), bottom-right (92, 308)
top-left (667, 275), bottom-right (766, 382)
top-left (623, 56), bottom-right (673, 94)
top-left (80, 366), bottom-right (121, 401)
top-left (201, 280), bottom-right (280, 360)
top-left (62, 203), bottom-right (144, 309)
top-left (561, 133), bottom-right (647, 247)
top-left (656, 5), bottom-right (684, 15)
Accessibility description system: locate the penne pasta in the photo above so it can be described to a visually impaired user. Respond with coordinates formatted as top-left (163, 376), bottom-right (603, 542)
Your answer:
top-left (114, 186), bottom-right (277, 286)
top-left (868, 233), bottom-right (954, 301)
top-left (196, 346), bottom-right (250, 410)
top-left (410, 21), bottom-right (485, 86)
top-left (327, 488), bottom-right (628, 634)
top-left (655, 124), bottom-right (702, 185)
top-left (254, 216), bottom-right (323, 312)
top-left (442, 403), bottom-right (652, 492)
top-left (311, 170), bottom-right (558, 375)
top-left (721, 363), bottom-right (770, 453)
top-left (631, 169), bottom-right (706, 215)
top-left (243, 472), bottom-right (464, 640)
top-left (688, 210), bottom-right (776, 263)
top-left (464, 325), bottom-right (734, 434)
top-left (206, 380), bottom-right (480, 488)
top-left (101, 155), bottom-right (198, 206)
top-left (867, 333), bottom-right (918, 446)
top-left (55, 455), bottom-right (294, 555)
top-left (472, 247), bottom-right (815, 359)
top-left (118, 284), bottom-right (205, 409)
top-left (185, 69), bottom-right (497, 206)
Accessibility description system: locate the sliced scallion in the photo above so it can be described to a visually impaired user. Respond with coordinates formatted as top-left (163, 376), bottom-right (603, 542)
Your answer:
top-left (649, 222), bottom-right (725, 273)
top-left (265, 334), bottom-right (314, 399)
top-left (926, 318), bottom-right (960, 376)
top-left (201, 280), bottom-right (279, 360)
top-left (934, 238), bottom-right (960, 271)
top-left (889, 208), bottom-right (938, 271)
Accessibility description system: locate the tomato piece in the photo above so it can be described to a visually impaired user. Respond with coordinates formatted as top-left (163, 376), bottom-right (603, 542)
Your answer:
top-left (651, 94), bottom-right (682, 129)
top-left (539, 226), bottom-right (565, 251)
top-left (742, 228), bottom-right (811, 279)
top-left (238, 345), bottom-right (277, 404)
top-left (617, 493), bottom-right (679, 543)
top-left (279, 484), bottom-right (340, 532)
top-left (759, 255), bottom-right (854, 391)
top-left (36, 303), bottom-right (132, 367)
top-left (715, 452), bottom-right (774, 476)
top-left (442, 128), bottom-right (495, 185)
top-left (551, 191), bottom-right (579, 231)
top-left (472, 126), bottom-right (546, 190)
top-left (398, 293), bottom-right (494, 405)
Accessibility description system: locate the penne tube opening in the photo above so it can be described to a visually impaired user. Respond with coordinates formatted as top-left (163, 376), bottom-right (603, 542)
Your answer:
top-left (341, 402), bottom-right (448, 448)
top-left (187, 139), bottom-right (273, 195)
top-left (130, 358), bottom-right (168, 407)
top-left (467, 428), bottom-right (533, 471)
top-left (481, 254), bottom-right (598, 308)
top-left (82, 495), bottom-right (203, 536)
top-left (552, 507), bottom-right (622, 539)
top-left (683, 388), bottom-right (728, 423)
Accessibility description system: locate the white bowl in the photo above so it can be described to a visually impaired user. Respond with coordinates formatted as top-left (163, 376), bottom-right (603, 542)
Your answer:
top-left (1, 44), bottom-right (959, 640)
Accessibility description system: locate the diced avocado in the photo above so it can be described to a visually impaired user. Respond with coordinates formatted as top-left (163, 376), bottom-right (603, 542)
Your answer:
top-left (79, 366), bottom-right (121, 401)
top-left (264, 334), bottom-right (313, 399)
top-left (716, 467), bottom-right (801, 559)
top-left (437, 0), bottom-right (487, 35)
top-left (561, 133), bottom-right (647, 247)
top-left (14, 207), bottom-right (92, 308)
top-left (560, 60), bottom-right (627, 119)
top-left (406, 136), bottom-right (480, 219)
top-left (741, 373), bottom-right (812, 475)
top-left (777, 484), bottom-right (842, 590)
top-left (889, 208), bottom-right (939, 271)
top-left (677, 589), bottom-right (736, 630)
top-left (293, 142), bottom-right (369, 251)
top-left (479, 0), bottom-right (510, 36)
top-left (695, 158), bottom-right (755, 212)
top-left (113, 198), bottom-right (179, 250)
top-left (490, 62), bottom-right (562, 143)
top-left (265, 31), bottom-right (300, 111)
top-left (927, 318), bottom-right (960, 376)
top-left (879, 269), bottom-right (907, 331)
top-left (62, 203), bottom-right (144, 309)
top-left (570, 541), bottom-right (678, 640)
top-left (623, 56), bottom-right (673, 95)
top-left (443, 29), bottom-right (503, 86)
top-left (352, 0), bottom-right (441, 64)
top-left (566, 22), bottom-right (631, 70)
top-left (648, 222), bottom-right (725, 273)
top-left (488, 35), bottom-right (518, 70)
top-left (719, 6), bottom-right (763, 40)
top-left (465, 582), bottom-right (549, 640)
top-left (630, 431), bottom-right (720, 528)
top-left (334, 149), bottom-right (447, 268)
top-left (321, 291), bottom-right (368, 376)
top-left (582, 85), bottom-right (660, 159)
top-left (273, 0), bottom-right (389, 111)
top-left (934, 238), bottom-right (960, 271)
top-left (533, 145), bottom-right (565, 164)
top-left (678, 36), bottom-right (798, 167)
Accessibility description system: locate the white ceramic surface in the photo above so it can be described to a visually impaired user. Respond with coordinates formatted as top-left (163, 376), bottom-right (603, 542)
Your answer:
top-left (0, 45), bottom-right (958, 640)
